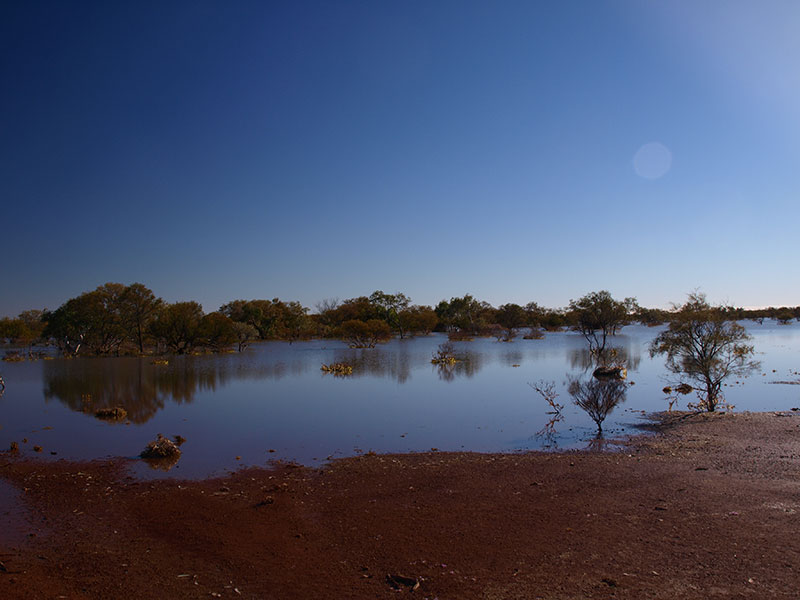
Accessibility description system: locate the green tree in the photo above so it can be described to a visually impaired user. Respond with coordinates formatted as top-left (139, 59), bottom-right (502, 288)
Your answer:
top-left (369, 290), bottom-right (411, 337)
top-left (568, 291), bottom-right (636, 358)
top-left (232, 322), bottom-right (259, 352)
top-left (43, 297), bottom-right (93, 356)
top-left (119, 283), bottom-right (163, 353)
top-left (150, 302), bottom-right (204, 354)
top-left (398, 305), bottom-right (439, 336)
top-left (650, 293), bottom-right (759, 412)
top-left (337, 319), bottom-right (392, 348)
top-left (198, 312), bottom-right (237, 352)
top-left (435, 295), bottom-right (491, 335)
top-left (496, 303), bottom-right (527, 339)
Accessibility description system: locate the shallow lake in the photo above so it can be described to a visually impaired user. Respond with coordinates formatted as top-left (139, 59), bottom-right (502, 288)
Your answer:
top-left (1, 322), bottom-right (799, 479)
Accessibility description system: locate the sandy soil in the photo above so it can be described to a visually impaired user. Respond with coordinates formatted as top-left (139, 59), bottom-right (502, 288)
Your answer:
top-left (2, 410), bottom-right (800, 599)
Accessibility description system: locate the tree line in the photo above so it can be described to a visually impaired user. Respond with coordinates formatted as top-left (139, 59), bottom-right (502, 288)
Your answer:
top-left (1, 282), bottom-right (798, 357)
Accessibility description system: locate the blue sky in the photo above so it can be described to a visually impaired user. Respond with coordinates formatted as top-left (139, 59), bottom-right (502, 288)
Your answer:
top-left (2, 0), bottom-right (799, 316)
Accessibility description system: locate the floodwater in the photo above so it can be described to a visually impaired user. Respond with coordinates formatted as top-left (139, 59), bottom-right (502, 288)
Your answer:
top-left (1, 322), bottom-right (799, 479)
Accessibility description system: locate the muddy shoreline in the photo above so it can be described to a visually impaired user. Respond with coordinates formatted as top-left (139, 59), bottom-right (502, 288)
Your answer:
top-left (2, 411), bottom-right (800, 599)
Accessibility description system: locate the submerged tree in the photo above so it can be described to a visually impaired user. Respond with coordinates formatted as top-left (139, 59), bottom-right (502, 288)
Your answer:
top-left (568, 291), bottom-right (637, 361)
top-left (337, 319), bottom-right (392, 348)
top-left (650, 293), bottom-right (759, 412)
top-left (150, 302), bottom-right (205, 354)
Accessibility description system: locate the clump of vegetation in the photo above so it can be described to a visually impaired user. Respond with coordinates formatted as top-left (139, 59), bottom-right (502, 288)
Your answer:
top-left (2, 351), bottom-right (25, 362)
top-left (523, 327), bottom-right (544, 340)
top-left (321, 362), bottom-right (354, 376)
top-left (94, 406), bottom-right (128, 421)
top-left (431, 342), bottom-right (459, 365)
top-left (592, 365), bottom-right (627, 380)
top-left (150, 359), bottom-right (169, 365)
top-left (675, 383), bottom-right (693, 395)
top-left (9, 441), bottom-right (19, 453)
top-left (337, 319), bottom-right (392, 348)
top-left (650, 293), bottom-right (759, 412)
top-left (140, 434), bottom-right (182, 460)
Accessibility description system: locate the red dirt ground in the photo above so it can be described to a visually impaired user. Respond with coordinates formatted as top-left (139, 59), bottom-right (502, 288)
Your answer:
top-left (2, 411), bottom-right (800, 599)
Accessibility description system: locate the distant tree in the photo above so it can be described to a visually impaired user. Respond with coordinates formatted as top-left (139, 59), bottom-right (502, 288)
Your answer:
top-left (314, 298), bottom-right (340, 332)
top-left (523, 302), bottom-right (545, 327)
top-left (198, 312), bottom-right (237, 352)
top-left (119, 283), bottom-right (163, 353)
top-left (635, 307), bottom-right (669, 326)
top-left (150, 302), bottom-right (204, 354)
top-left (435, 295), bottom-right (491, 335)
top-left (83, 283), bottom-right (128, 355)
top-left (650, 293), bottom-right (760, 412)
top-left (496, 303), bottom-right (527, 340)
top-left (775, 308), bottom-right (794, 325)
top-left (42, 284), bottom-right (127, 356)
top-left (568, 291), bottom-right (637, 359)
top-left (43, 298), bottom-right (93, 356)
top-left (369, 290), bottom-right (411, 337)
top-left (274, 300), bottom-right (314, 343)
top-left (232, 322), bottom-right (258, 352)
top-left (0, 318), bottom-right (29, 343)
top-left (337, 319), bottom-right (392, 348)
top-left (17, 309), bottom-right (47, 346)
top-left (220, 298), bottom-right (313, 341)
top-left (398, 305), bottom-right (439, 336)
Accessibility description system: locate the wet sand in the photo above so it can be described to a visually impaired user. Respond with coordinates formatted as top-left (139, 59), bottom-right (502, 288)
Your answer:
top-left (2, 411), bottom-right (800, 599)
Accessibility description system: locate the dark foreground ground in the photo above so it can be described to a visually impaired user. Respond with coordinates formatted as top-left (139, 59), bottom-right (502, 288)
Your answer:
top-left (2, 411), bottom-right (800, 599)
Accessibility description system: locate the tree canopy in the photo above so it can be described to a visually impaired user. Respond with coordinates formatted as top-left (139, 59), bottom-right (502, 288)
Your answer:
top-left (650, 293), bottom-right (759, 412)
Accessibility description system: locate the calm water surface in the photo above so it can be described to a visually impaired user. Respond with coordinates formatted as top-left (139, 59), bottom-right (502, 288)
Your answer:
top-left (1, 323), bottom-right (799, 479)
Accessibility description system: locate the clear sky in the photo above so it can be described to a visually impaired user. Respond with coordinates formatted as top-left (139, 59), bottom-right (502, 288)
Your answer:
top-left (2, 0), bottom-right (799, 316)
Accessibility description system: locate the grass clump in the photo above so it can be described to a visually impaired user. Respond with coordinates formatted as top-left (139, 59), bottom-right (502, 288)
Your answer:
top-left (321, 363), bottom-right (353, 376)
top-left (140, 434), bottom-right (182, 459)
top-left (95, 406), bottom-right (128, 421)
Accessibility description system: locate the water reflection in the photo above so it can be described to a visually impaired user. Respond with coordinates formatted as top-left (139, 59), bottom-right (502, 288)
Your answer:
top-left (434, 351), bottom-right (484, 382)
top-left (332, 347), bottom-right (413, 383)
top-left (535, 412), bottom-right (564, 448)
top-left (568, 378), bottom-right (628, 434)
top-left (568, 346), bottom-right (641, 372)
top-left (42, 358), bottom-right (217, 423)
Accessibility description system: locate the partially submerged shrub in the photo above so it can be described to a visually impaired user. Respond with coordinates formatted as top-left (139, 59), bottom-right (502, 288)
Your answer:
top-left (321, 362), bottom-right (354, 376)
top-left (592, 366), bottom-right (627, 380)
top-left (431, 342), bottom-right (459, 365)
top-left (337, 319), bottom-right (392, 348)
top-left (140, 434), bottom-right (181, 459)
top-left (95, 406), bottom-right (128, 421)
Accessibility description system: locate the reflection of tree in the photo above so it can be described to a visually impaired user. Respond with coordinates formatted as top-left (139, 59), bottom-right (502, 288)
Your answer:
top-left (142, 454), bottom-right (181, 471)
top-left (568, 346), bottom-right (641, 372)
top-left (584, 435), bottom-right (615, 452)
top-left (568, 378), bottom-right (627, 434)
top-left (331, 347), bottom-right (415, 384)
top-left (535, 412), bottom-right (563, 448)
top-left (499, 349), bottom-right (523, 367)
top-left (433, 351), bottom-right (483, 382)
top-left (42, 358), bottom-right (220, 423)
